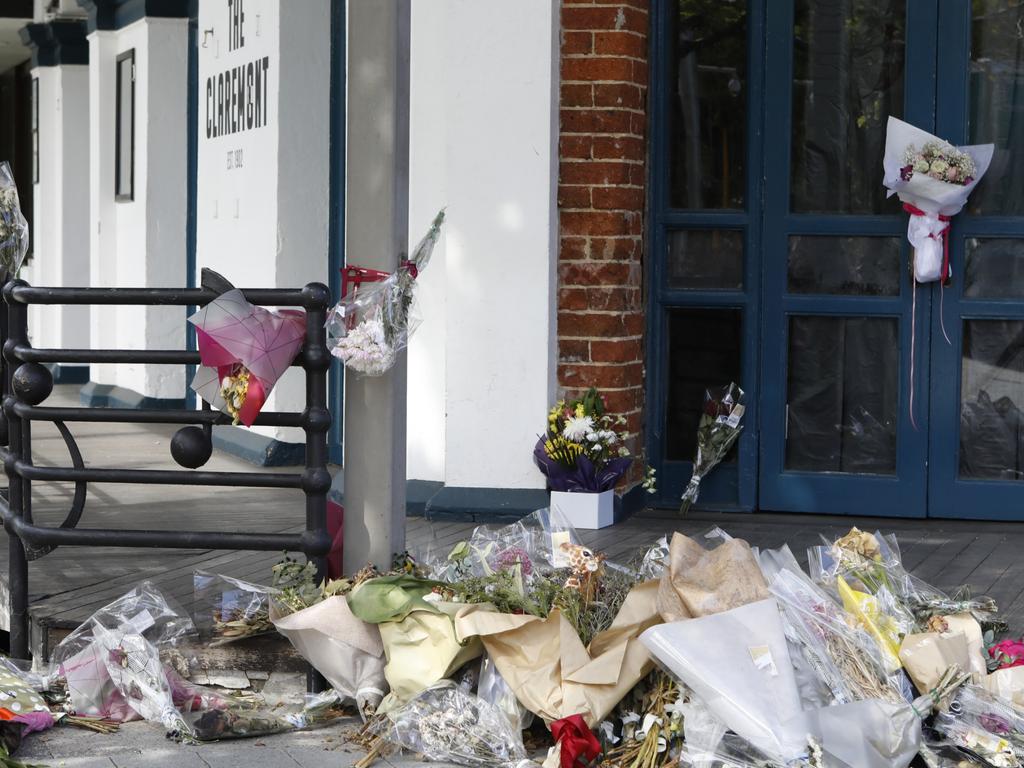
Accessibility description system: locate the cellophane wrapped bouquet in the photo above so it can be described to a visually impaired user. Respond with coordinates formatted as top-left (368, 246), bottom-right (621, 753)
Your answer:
top-left (0, 161), bottom-right (28, 277)
top-left (680, 383), bottom-right (745, 513)
top-left (882, 117), bottom-right (994, 283)
top-left (326, 209), bottom-right (445, 375)
top-left (193, 571), bottom-right (276, 646)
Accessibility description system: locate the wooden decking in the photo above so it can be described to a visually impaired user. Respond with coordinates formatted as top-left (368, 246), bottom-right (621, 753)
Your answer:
top-left (5, 386), bottom-right (1024, 663)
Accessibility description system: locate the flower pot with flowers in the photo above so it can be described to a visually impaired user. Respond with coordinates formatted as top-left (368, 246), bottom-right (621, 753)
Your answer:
top-left (533, 388), bottom-right (654, 529)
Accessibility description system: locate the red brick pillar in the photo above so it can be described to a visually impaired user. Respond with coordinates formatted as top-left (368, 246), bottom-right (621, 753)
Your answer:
top-left (557, 1), bottom-right (650, 484)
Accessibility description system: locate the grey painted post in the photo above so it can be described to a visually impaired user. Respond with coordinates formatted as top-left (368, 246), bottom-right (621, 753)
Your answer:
top-left (342, 0), bottom-right (410, 569)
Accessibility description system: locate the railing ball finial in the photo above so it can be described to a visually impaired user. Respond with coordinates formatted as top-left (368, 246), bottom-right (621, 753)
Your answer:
top-left (12, 362), bottom-right (53, 406)
top-left (170, 426), bottom-right (214, 469)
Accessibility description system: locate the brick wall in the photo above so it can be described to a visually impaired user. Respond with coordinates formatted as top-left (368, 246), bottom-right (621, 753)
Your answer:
top-left (557, 0), bottom-right (650, 482)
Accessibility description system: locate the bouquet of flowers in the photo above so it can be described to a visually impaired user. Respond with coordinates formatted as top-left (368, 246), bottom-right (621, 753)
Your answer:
top-left (882, 117), bottom-right (994, 283)
top-left (326, 209), bottom-right (445, 376)
top-left (268, 558), bottom-right (388, 718)
top-left (680, 383), bottom-right (745, 514)
top-left (0, 162), bottom-right (28, 277)
top-left (533, 388), bottom-right (635, 493)
top-left (365, 682), bottom-right (533, 768)
top-left (193, 571), bottom-right (276, 646)
top-left (188, 270), bottom-right (307, 426)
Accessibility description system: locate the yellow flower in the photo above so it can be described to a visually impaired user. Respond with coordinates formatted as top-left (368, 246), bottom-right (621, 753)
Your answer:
top-left (575, 403), bottom-right (585, 417)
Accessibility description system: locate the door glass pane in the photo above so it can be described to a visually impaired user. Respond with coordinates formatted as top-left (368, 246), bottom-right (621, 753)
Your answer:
top-left (790, 0), bottom-right (906, 213)
top-left (960, 320), bottom-right (1024, 480)
top-left (788, 236), bottom-right (901, 295)
top-left (669, 229), bottom-right (743, 290)
top-left (786, 316), bottom-right (899, 473)
top-left (964, 239), bottom-right (1024, 298)
top-left (666, 308), bottom-right (742, 460)
top-left (968, 1), bottom-right (1024, 216)
top-left (669, 1), bottom-right (747, 209)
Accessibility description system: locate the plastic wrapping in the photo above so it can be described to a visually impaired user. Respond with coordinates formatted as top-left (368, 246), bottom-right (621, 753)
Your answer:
top-left (935, 684), bottom-right (1024, 763)
top-left (193, 571), bottom-right (275, 646)
top-left (882, 117), bottom-right (994, 283)
top-left (380, 682), bottom-right (530, 767)
top-left (680, 383), bottom-right (745, 513)
top-left (639, 599), bottom-right (810, 763)
top-left (768, 568), bottom-right (900, 705)
top-left (326, 209), bottom-right (444, 376)
top-left (478, 655), bottom-right (533, 731)
top-left (809, 699), bottom-right (921, 768)
top-left (188, 275), bottom-right (307, 426)
top-left (0, 161), bottom-right (29, 276)
top-left (50, 582), bottom-right (195, 721)
top-left (420, 507), bottom-right (582, 583)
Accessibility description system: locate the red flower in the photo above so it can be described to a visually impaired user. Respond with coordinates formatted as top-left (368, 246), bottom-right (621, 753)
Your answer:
top-left (989, 638), bottom-right (1024, 669)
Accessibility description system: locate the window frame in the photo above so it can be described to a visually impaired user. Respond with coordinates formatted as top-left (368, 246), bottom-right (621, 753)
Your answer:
top-left (115, 49), bottom-right (136, 202)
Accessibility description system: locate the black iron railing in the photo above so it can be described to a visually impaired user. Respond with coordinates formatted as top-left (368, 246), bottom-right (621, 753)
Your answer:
top-left (0, 279), bottom-right (332, 679)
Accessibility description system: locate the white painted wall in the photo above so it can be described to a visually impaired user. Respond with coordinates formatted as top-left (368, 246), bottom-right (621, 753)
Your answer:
top-left (406, 0), bottom-right (560, 490)
top-left (87, 18), bottom-right (188, 399)
top-left (23, 64), bottom-right (90, 366)
top-left (196, 0), bottom-right (330, 444)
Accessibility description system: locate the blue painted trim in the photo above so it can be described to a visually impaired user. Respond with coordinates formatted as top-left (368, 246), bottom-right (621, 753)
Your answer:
top-left (406, 479), bottom-right (444, 517)
top-left (46, 364), bottom-right (90, 385)
top-left (211, 426), bottom-right (305, 467)
top-left (77, 0), bottom-right (190, 33)
top-left (80, 382), bottom-right (185, 411)
top-left (645, 0), bottom-right (763, 512)
top-left (327, 0), bottom-right (345, 464)
top-left (424, 487), bottom-right (553, 523)
top-left (19, 21), bottom-right (89, 67)
top-left (184, 0), bottom-right (198, 409)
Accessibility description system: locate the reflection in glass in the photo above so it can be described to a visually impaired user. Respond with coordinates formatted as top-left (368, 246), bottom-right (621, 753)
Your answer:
top-left (960, 320), bottom-right (1024, 480)
top-left (670, 1), bottom-right (747, 209)
top-left (790, 0), bottom-right (906, 213)
top-left (666, 308), bottom-right (743, 461)
top-left (788, 236), bottom-right (901, 295)
top-left (786, 316), bottom-right (899, 474)
top-left (969, 1), bottom-right (1024, 215)
top-left (668, 230), bottom-right (744, 290)
top-left (964, 239), bottom-right (1024, 298)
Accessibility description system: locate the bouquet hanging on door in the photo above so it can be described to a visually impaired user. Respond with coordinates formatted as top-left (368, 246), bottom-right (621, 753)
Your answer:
top-left (882, 117), bottom-right (994, 283)
top-left (679, 383), bottom-right (745, 514)
top-left (325, 209), bottom-right (445, 376)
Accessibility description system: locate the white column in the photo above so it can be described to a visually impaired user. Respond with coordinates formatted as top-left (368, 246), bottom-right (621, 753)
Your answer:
top-left (87, 19), bottom-right (188, 401)
top-left (23, 60), bottom-right (89, 373)
top-left (343, 0), bottom-right (409, 568)
top-left (407, 0), bottom-right (560, 493)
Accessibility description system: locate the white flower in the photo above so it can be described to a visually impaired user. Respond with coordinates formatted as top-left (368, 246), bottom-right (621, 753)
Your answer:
top-left (330, 316), bottom-right (397, 375)
top-left (600, 430), bottom-right (618, 444)
top-left (587, 432), bottom-right (600, 442)
top-left (562, 415), bottom-right (594, 441)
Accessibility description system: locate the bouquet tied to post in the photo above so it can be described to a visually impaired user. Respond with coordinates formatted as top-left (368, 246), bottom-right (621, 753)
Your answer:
top-left (326, 209), bottom-right (445, 376)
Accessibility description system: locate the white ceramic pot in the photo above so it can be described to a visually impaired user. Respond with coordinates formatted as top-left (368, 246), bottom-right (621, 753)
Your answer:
top-left (549, 489), bottom-right (614, 530)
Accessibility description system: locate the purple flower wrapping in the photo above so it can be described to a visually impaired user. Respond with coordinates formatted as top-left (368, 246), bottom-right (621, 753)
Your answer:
top-left (533, 437), bottom-right (632, 492)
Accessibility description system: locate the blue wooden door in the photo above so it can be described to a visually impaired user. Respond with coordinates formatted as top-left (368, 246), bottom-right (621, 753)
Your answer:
top-left (758, 0), bottom-right (937, 517)
top-left (927, 1), bottom-right (1024, 520)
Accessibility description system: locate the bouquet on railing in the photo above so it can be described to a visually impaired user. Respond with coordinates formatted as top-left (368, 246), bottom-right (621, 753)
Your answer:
top-left (679, 383), bottom-right (745, 514)
top-left (533, 388), bottom-right (637, 493)
top-left (882, 117), bottom-right (994, 283)
top-left (188, 270), bottom-right (305, 428)
top-left (326, 209), bottom-right (445, 376)
top-left (188, 270), bottom-right (306, 426)
top-left (0, 161), bottom-right (28, 277)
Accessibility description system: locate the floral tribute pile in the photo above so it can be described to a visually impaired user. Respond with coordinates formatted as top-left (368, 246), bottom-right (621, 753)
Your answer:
top-left (12, 515), bottom-right (1024, 768)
